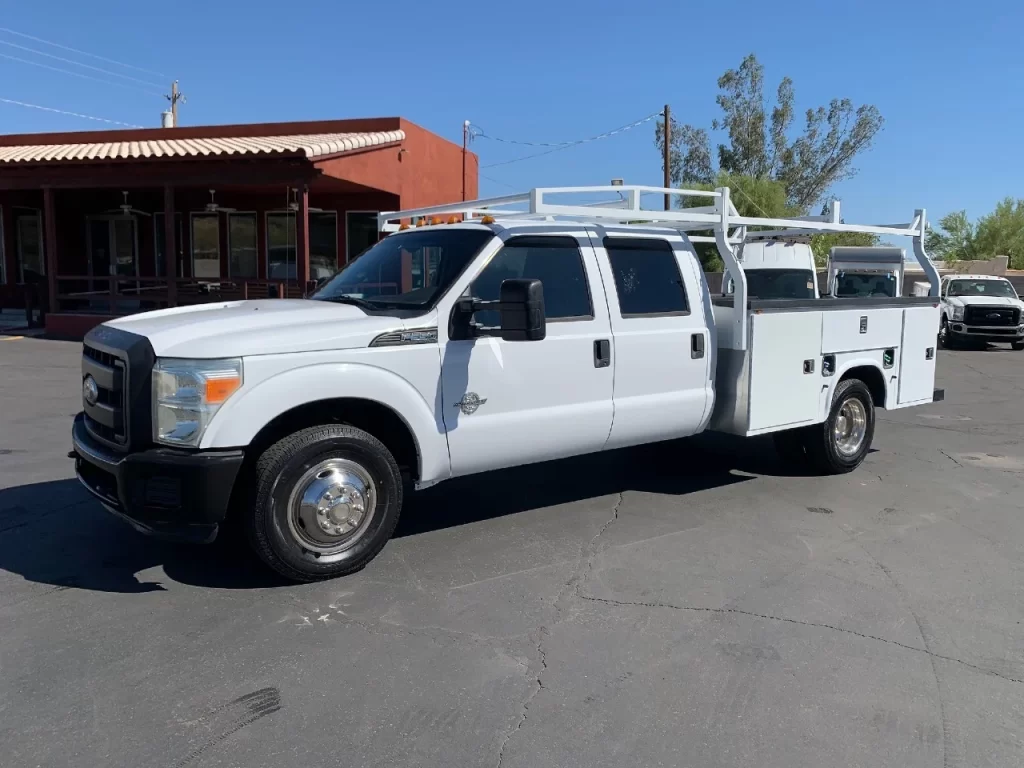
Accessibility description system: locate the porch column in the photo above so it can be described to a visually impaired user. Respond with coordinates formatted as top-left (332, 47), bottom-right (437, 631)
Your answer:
top-left (295, 183), bottom-right (310, 291)
top-left (42, 187), bottom-right (58, 315)
top-left (163, 184), bottom-right (177, 306)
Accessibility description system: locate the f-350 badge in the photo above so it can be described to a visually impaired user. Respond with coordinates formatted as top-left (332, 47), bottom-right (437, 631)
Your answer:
top-left (455, 392), bottom-right (487, 415)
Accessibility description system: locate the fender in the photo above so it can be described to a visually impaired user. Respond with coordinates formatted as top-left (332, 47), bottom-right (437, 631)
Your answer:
top-left (200, 362), bottom-right (451, 484)
top-left (826, 355), bottom-right (890, 418)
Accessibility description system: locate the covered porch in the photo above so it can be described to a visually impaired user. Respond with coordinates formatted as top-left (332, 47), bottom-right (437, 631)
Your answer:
top-left (0, 118), bottom-right (476, 336)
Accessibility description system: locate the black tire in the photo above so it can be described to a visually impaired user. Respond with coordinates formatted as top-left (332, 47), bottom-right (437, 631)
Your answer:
top-left (803, 379), bottom-right (875, 475)
top-left (938, 318), bottom-right (952, 349)
top-left (247, 424), bottom-right (403, 582)
top-left (1012, 341), bottom-right (1024, 351)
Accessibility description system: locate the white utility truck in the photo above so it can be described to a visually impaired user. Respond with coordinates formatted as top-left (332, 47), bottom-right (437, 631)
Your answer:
top-left (827, 246), bottom-right (905, 299)
top-left (930, 273), bottom-right (1024, 349)
top-left (71, 186), bottom-right (944, 582)
top-left (722, 238), bottom-right (819, 299)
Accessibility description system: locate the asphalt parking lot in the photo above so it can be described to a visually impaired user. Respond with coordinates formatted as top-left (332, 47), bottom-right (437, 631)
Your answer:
top-left (1, 336), bottom-right (1022, 768)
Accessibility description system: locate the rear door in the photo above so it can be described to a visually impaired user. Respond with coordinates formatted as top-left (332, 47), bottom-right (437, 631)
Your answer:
top-left (440, 232), bottom-right (614, 477)
top-left (595, 234), bottom-right (712, 449)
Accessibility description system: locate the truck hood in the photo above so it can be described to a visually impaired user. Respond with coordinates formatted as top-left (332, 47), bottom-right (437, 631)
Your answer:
top-left (105, 300), bottom-right (426, 358)
top-left (946, 296), bottom-right (1024, 309)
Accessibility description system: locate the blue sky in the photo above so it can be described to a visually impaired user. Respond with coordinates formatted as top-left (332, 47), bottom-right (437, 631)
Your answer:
top-left (0, 0), bottom-right (1020, 228)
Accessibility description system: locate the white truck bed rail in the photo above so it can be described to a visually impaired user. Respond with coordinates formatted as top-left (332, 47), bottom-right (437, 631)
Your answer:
top-left (379, 185), bottom-right (939, 350)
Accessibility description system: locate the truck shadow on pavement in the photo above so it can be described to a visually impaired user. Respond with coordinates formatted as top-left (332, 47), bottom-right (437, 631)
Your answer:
top-left (0, 432), bottom-right (794, 593)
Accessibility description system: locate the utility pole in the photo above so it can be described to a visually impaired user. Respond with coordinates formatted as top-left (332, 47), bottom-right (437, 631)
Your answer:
top-left (462, 119), bottom-right (470, 202)
top-left (663, 104), bottom-right (671, 211)
top-left (166, 81), bottom-right (185, 127)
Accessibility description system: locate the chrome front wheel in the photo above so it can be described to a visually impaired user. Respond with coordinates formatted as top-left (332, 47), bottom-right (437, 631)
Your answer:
top-left (286, 458), bottom-right (378, 555)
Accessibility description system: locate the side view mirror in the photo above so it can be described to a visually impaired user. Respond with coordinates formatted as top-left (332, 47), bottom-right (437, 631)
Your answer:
top-left (498, 278), bottom-right (546, 342)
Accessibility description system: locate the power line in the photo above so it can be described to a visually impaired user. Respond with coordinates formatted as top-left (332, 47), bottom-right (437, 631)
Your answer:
top-left (480, 111), bottom-right (661, 169)
top-left (0, 40), bottom-right (163, 89)
top-left (0, 52), bottom-right (163, 97)
top-left (479, 173), bottom-right (521, 191)
top-left (0, 26), bottom-right (166, 78)
top-left (0, 97), bottom-right (143, 127)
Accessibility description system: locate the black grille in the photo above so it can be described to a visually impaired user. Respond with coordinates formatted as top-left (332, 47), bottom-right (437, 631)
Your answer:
top-left (82, 343), bottom-right (128, 448)
top-left (964, 306), bottom-right (1020, 327)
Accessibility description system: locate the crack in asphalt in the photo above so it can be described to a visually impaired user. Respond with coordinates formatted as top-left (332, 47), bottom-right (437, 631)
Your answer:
top-left (495, 627), bottom-right (548, 768)
top-left (496, 492), bottom-right (624, 767)
top-left (575, 592), bottom-right (1023, 686)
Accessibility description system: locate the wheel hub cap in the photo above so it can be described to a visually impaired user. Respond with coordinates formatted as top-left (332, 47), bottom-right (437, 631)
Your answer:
top-left (834, 398), bottom-right (867, 457)
top-left (287, 459), bottom-right (377, 555)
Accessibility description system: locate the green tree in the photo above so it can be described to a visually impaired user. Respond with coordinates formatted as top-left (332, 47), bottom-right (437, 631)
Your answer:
top-left (974, 198), bottom-right (1024, 269)
top-left (656, 54), bottom-right (884, 211)
top-left (925, 210), bottom-right (976, 266)
top-left (809, 232), bottom-right (879, 268)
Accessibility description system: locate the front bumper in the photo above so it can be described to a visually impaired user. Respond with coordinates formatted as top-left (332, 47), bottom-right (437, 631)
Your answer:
top-left (949, 323), bottom-right (1024, 344)
top-left (71, 413), bottom-right (244, 543)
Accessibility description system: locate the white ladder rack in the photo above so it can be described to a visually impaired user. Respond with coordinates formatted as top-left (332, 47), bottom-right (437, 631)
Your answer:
top-left (378, 185), bottom-right (940, 350)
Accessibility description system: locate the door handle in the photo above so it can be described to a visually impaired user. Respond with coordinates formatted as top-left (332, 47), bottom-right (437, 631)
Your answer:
top-left (691, 332), bottom-right (705, 359)
top-left (594, 339), bottom-right (611, 368)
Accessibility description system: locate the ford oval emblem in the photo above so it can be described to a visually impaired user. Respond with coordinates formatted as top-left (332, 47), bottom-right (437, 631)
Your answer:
top-left (83, 375), bottom-right (99, 407)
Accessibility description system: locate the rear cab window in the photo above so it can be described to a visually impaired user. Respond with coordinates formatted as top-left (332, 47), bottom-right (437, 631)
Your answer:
top-left (602, 237), bottom-right (689, 317)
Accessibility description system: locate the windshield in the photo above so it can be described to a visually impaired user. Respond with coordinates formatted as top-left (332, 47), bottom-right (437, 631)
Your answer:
top-left (946, 279), bottom-right (1018, 299)
top-left (738, 269), bottom-right (817, 299)
top-left (312, 228), bottom-right (494, 309)
top-left (834, 271), bottom-right (897, 298)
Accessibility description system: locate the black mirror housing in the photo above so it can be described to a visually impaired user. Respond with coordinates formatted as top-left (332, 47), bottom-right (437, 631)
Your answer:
top-left (499, 278), bottom-right (546, 341)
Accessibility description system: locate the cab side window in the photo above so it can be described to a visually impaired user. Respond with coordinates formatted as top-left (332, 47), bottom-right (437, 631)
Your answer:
top-left (470, 236), bottom-right (593, 326)
top-left (603, 237), bottom-right (689, 316)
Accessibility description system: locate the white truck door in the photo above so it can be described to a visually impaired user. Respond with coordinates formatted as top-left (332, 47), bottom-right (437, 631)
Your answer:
top-left (596, 235), bottom-right (711, 449)
top-left (440, 233), bottom-right (614, 477)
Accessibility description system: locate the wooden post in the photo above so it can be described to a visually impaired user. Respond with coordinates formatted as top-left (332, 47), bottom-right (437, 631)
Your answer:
top-left (42, 187), bottom-right (58, 317)
top-left (295, 184), bottom-right (310, 292)
top-left (163, 184), bottom-right (177, 306)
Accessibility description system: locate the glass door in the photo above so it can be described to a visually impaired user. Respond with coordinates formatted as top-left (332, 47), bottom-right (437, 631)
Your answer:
top-left (87, 215), bottom-right (139, 309)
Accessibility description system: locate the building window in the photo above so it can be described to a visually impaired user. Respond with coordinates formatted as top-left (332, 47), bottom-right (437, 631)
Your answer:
top-left (154, 212), bottom-right (183, 278)
top-left (266, 212), bottom-right (296, 279)
top-left (15, 209), bottom-right (44, 282)
top-left (267, 211), bottom-right (339, 280)
top-left (191, 213), bottom-right (221, 279)
top-left (603, 237), bottom-right (689, 317)
top-left (346, 211), bottom-right (379, 262)
top-left (310, 211), bottom-right (338, 280)
top-left (0, 206), bottom-right (5, 284)
top-left (228, 213), bottom-right (258, 279)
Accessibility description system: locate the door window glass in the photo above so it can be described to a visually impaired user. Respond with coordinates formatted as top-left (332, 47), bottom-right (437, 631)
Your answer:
top-left (346, 211), bottom-right (378, 262)
top-left (603, 237), bottom-right (688, 316)
top-left (154, 213), bottom-right (183, 278)
top-left (470, 235), bottom-right (592, 325)
top-left (16, 210), bottom-right (44, 281)
top-left (310, 212), bottom-right (338, 281)
top-left (228, 213), bottom-right (258, 278)
top-left (191, 214), bottom-right (221, 279)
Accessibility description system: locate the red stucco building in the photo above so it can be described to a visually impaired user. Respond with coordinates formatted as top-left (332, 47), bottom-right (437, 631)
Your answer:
top-left (0, 117), bottom-right (477, 337)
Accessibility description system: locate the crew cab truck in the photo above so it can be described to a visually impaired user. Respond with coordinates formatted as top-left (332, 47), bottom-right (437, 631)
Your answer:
top-left (827, 246), bottom-right (905, 298)
top-left (70, 186), bottom-right (944, 582)
top-left (931, 274), bottom-right (1024, 349)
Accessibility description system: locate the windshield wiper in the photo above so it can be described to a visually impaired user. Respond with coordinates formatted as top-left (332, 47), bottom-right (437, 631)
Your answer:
top-left (320, 295), bottom-right (390, 311)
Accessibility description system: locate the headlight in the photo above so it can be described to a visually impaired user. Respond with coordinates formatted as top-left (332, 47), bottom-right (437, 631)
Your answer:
top-left (950, 306), bottom-right (964, 321)
top-left (152, 358), bottom-right (242, 447)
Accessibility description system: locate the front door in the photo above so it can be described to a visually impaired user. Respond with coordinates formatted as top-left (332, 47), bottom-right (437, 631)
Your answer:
top-left (88, 216), bottom-right (138, 278)
top-left (440, 232), bottom-right (614, 477)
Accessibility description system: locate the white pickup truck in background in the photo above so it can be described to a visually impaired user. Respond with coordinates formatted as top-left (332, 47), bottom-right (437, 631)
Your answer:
top-left (930, 273), bottom-right (1024, 349)
top-left (827, 246), bottom-right (905, 298)
top-left (722, 238), bottom-right (819, 299)
top-left (71, 186), bottom-right (944, 582)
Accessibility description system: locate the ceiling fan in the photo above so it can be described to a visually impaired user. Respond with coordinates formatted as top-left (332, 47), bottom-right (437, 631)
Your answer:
top-left (287, 186), bottom-right (323, 213)
top-left (205, 189), bottom-right (237, 214)
top-left (105, 191), bottom-right (152, 218)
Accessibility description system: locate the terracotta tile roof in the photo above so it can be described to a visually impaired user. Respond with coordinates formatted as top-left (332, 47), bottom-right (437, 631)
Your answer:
top-left (0, 130), bottom-right (405, 164)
